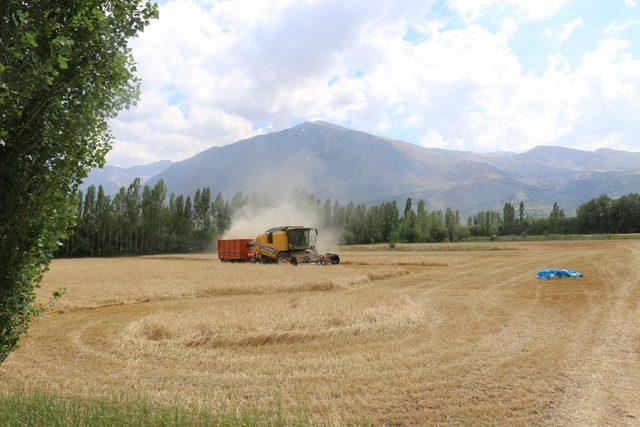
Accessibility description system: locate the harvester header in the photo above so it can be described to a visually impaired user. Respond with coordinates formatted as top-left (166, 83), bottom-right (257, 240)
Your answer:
top-left (218, 226), bottom-right (339, 265)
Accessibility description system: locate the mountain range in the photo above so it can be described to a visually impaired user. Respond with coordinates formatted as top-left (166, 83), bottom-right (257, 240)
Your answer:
top-left (80, 160), bottom-right (173, 195)
top-left (88, 121), bottom-right (640, 215)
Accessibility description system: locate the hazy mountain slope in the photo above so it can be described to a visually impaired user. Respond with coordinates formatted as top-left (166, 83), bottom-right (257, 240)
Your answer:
top-left (513, 146), bottom-right (640, 172)
top-left (559, 171), bottom-right (640, 202)
top-left (427, 176), bottom-right (563, 213)
top-left (424, 145), bottom-right (640, 191)
top-left (148, 121), bottom-right (640, 214)
top-left (148, 121), bottom-right (510, 204)
top-left (81, 160), bottom-right (173, 195)
top-left (593, 148), bottom-right (640, 170)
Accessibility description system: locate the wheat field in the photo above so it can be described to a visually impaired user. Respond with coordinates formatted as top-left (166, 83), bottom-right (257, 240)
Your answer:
top-left (2, 240), bottom-right (640, 425)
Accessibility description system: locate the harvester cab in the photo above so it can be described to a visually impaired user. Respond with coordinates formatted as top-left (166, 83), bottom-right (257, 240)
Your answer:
top-left (253, 226), bottom-right (339, 265)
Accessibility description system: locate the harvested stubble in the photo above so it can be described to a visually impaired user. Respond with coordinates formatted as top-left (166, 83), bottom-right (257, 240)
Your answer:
top-left (2, 241), bottom-right (640, 425)
top-left (37, 257), bottom-right (407, 311)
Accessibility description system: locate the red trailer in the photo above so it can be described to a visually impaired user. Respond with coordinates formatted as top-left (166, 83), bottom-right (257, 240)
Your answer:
top-left (217, 239), bottom-right (253, 262)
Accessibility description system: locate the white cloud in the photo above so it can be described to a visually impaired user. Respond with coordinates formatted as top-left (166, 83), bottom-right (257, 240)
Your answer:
top-left (626, 0), bottom-right (637, 7)
top-left (603, 20), bottom-right (635, 36)
top-left (108, 0), bottom-right (431, 165)
top-left (500, 16), bottom-right (519, 38)
top-left (511, 0), bottom-right (572, 20)
top-left (108, 0), bottom-right (640, 166)
top-left (558, 17), bottom-right (584, 43)
top-left (447, 0), bottom-right (572, 22)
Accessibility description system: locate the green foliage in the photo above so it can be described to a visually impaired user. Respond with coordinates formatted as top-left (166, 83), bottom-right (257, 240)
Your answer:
top-left (576, 195), bottom-right (612, 233)
top-left (0, 390), bottom-right (308, 427)
top-left (469, 195), bottom-right (640, 238)
top-left (577, 193), bottom-right (640, 234)
top-left (470, 210), bottom-right (502, 236)
top-left (61, 185), bottom-right (462, 250)
top-left (501, 202), bottom-right (516, 234)
top-left (609, 193), bottom-right (640, 233)
top-left (60, 181), bottom-right (225, 256)
top-left (0, 0), bottom-right (158, 362)
top-left (335, 197), bottom-right (446, 244)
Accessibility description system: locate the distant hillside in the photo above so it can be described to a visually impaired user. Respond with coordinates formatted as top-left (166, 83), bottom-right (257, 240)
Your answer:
top-left (81, 160), bottom-right (173, 195)
top-left (143, 121), bottom-right (640, 215)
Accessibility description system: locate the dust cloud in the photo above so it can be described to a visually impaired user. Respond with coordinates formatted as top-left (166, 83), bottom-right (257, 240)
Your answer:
top-left (222, 198), bottom-right (340, 252)
top-left (217, 149), bottom-right (342, 251)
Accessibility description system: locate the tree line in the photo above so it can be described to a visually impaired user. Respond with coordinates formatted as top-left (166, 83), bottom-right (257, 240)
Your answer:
top-left (59, 182), bottom-right (466, 256)
top-left (576, 194), bottom-right (640, 234)
top-left (313, 194), bottom-right (463, 244)
top-left (468, 201), bottom-right (575, 237)
top-left (468, 195), bottom-right (640, 237)
top-left (58, 179), bottom-right (640, 257)
top-left (61, 179), bottom-right (229, 256)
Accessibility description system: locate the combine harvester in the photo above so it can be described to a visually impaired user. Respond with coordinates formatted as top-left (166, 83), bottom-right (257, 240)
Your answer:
top-left (218, 226), bottom-right (340, 265)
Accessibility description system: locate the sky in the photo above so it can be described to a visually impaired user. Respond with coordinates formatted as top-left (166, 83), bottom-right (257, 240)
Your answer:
top-left (107, 0), bottom-right (640, 166)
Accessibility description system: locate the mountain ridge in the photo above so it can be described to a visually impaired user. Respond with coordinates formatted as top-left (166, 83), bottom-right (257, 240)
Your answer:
top-left (81, 160), bottom-right (173, 195)
top-left (88, 122), bottom-right (639, 215)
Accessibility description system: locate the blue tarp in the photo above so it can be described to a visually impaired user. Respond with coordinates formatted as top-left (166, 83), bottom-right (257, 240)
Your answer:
top-left (536, 269), bottom-right (583, 280)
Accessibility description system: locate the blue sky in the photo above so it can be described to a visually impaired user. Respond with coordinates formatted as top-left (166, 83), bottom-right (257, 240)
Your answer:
top-left (507, 0), bottom-right (639, 73)
top-left (108, 0), bottom-right (640, 166)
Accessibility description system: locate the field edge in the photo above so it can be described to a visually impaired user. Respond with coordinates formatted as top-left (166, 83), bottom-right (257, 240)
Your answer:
top-left (0, 390), bottom-right (315, 427)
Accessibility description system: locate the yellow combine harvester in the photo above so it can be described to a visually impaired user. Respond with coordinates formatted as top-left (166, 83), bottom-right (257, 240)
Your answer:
top-left (253, 226), bottom-right (340, 265)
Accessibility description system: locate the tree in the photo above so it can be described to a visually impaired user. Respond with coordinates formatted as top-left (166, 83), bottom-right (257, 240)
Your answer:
top-left (151, 180), bottom-right (168, 252)
top-left (213, 192), bottom-right (230, 237)
top-left (83, 185), bottom-right (97, 255)
top-left (404, 198), bottom-right (413, 218)
top-left (576, 195), bottom-right (612, 234)
top-left (125, 179), bottom-right (142, 254)
top-left (0, 0), bottom-right (158, 362)
top-left (183, 196), bottom-right (194, 248)
top-left (501, 202), bottom-right (516, 235)
top-left (113, 187), bottom-right (128, 254)
top-left (416, 200), bottom-right (430, 242)
top-left (429, 211), bottom-right (448, 242)
top-left (385, 201), bottom-right (399, 242)
top-left (322, 198), bottom-right (332, 228)
top-left (95, 185), bottom-right (111, 255)
top-left (398, 198), bottom-right (420, 243)
top-left (470, 210), bottom-right (501, 236)
top-left (72, 190), bottom-right (86, 255)
top-left (445, 207), bottom-right (456, 242)
top-left (194, 187), bottom-right (213, 250)
top-left (609, 194), bottom-right (640, 233)
top-left (548, 202), bottom-right (566, 233)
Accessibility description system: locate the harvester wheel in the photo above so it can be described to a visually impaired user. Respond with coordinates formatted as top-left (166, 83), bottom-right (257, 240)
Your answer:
top-left (276, 253), bottom-right (288, 265)
top-left (259, 256), bottom-right (268, 265)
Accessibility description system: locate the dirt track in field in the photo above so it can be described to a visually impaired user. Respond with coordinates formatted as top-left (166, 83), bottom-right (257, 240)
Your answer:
top-left (2, 240), bottom-right (639, 425)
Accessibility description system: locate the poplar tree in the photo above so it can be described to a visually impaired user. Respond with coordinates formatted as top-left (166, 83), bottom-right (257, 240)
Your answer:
top-left (0, 0), bottom-right (158, 362)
